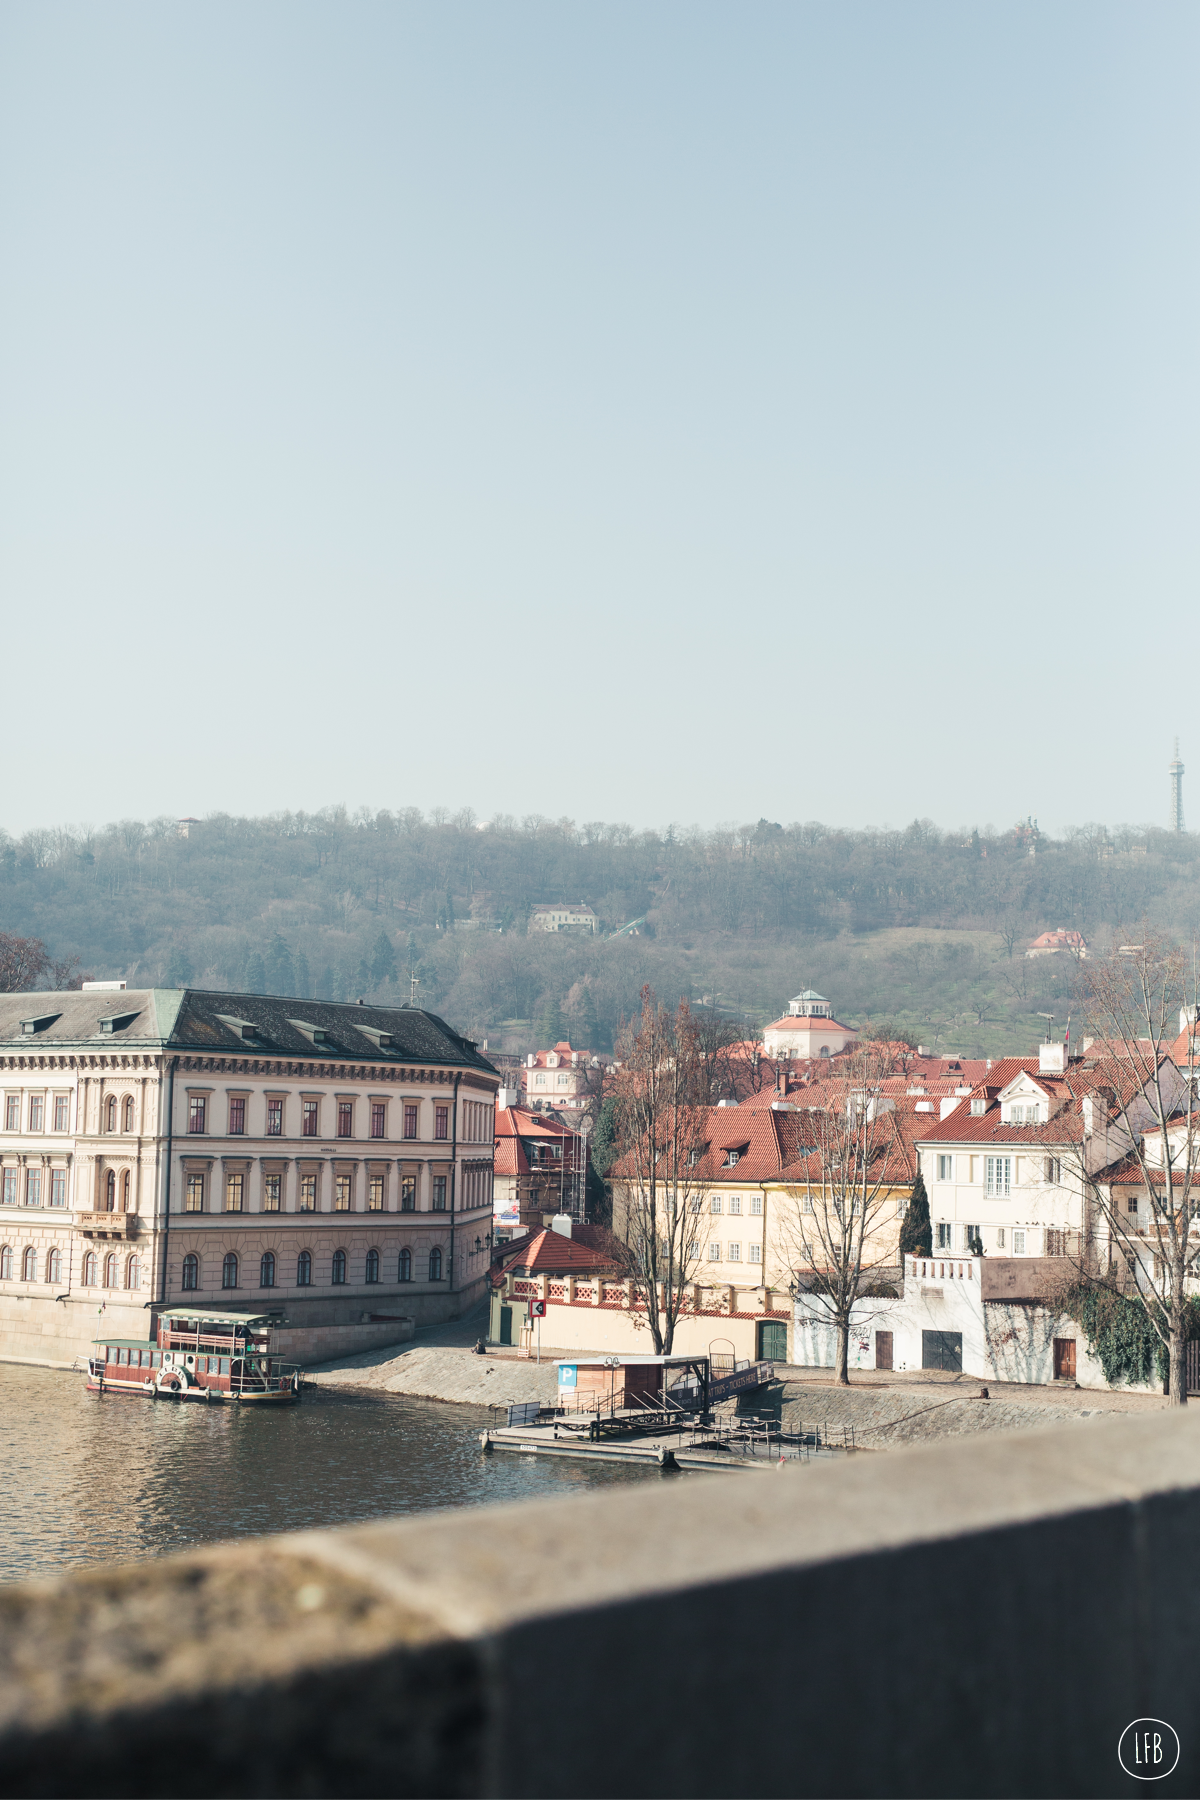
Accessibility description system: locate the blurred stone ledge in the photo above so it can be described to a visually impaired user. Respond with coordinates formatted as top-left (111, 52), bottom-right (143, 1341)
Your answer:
top-left (3, 1412), bottom-right (1200, 1798)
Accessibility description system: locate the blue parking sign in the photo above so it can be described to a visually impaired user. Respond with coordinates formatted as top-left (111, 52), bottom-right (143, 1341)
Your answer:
top-left (558, 1364), bottom-right (577, 1388)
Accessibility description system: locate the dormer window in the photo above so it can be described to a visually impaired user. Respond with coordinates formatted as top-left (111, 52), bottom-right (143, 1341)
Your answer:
top-left (970, 1098), bottom-right (986, 1117)
top-left (20, 1014), bottom-right (60, 1035)
top-left (99, 1012), bottom-right (139, 1035)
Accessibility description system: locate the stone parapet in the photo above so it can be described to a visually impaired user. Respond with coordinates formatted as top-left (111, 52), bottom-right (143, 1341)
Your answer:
top-left (2, 1412), bottom-right (1199, 1795)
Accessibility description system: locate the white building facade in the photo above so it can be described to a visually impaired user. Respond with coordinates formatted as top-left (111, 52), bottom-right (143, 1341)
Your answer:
top-left (0, 989), bottom-right (498, 1366)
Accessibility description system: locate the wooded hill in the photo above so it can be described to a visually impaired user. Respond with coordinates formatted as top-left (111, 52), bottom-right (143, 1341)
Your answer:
top-left (2, 809), bottom-right (1196, 1060)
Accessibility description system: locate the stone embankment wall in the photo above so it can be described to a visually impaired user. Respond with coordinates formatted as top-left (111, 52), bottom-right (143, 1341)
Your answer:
top-left (2, 1411), bottom-right (1199, 1797)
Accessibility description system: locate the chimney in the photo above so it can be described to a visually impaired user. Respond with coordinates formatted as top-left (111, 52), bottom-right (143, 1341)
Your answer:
top-left (939, 1096), bottom-right (961, 1120)
top-left (778, 1066), bottom-right (789, 1097)
top-left (1039, 1042), bottom-right (1065, 1075)
top-left (550, 1214), bottom-right (572, 1238)
top-left (496, 1087), bottom-right (519, 1109)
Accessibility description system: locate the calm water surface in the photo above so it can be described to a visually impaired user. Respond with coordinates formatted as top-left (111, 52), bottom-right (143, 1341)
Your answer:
top-left (1, 1364), bottom-right (658, 1585)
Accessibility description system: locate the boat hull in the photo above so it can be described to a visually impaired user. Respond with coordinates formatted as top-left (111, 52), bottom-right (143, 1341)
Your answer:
top-left (85, 1375), bottom-right (299, 1405)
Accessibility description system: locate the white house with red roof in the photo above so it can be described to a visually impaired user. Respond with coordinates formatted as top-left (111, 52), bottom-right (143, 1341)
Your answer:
top-left (521, 1041), bottom-right (599, 1112)
top-left (1026, 929), bottom-right (1088, 959)
top-left (762, 991), bottom-right (857, 1060)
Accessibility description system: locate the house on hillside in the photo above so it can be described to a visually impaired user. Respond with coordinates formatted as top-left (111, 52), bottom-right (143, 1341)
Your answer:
top-left (1026, 930), bottom-right (1088, 959)
top-left (527, 905), bottom-right (597, 936)
top-left (522, 1042), bottom-right (600, 1111)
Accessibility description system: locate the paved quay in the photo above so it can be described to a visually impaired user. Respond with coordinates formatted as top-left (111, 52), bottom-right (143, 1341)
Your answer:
top-left (309, 1314), bottom-right (1168, 1444)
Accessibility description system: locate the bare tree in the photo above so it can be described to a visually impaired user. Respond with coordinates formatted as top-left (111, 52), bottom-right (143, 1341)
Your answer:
top-left (776, 1045), bottom-right (907, 1385)
top-left (1067, 928), bottom-right (1198, 1405)
top-left (0, 932), bottom-right (52, 992)
top-left (610, 987), bottom-right (709, 1353)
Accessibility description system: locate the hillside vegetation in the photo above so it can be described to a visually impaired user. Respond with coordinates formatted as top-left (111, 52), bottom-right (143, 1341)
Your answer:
top-left (2, 809), bottom-right (1196, 1059)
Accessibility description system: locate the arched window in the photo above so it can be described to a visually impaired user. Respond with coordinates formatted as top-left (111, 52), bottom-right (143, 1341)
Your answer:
top-left (121, 1170), bottom-right (131, 1211)
top-left (103, 1252), bottom-right (117, 1288)
top-left (365, 1247), bottom-right (379, 1284)
top-left (106, 1095), bottom-right (117, 1132)
top-left (45, 1247), bottom-right (61, 1284)
top-left (260, 1251), bottom-right (276, 1289)
top-left (105, 1170), bottom-right (116, 1211)
top-left (398, 1247), bottom-right (412, 1282)
top-left (123, 1096), bottom-right (135, 1132)
top-left (222, 1252), bottom-right (238, 1290)
top-left (126, 1255), bottom-right (140, 1290)
top-left (82, 1251), bottom-right (97, 1286)
top-left (428, 1246), bottom-right (443, 1282)
top-left (296, 1249), bottom-right (312, 1287)
top-left (22, 1246), bottom-right (36, 1281)
top-left (0, 1245), bottom-right (12, 1280)
top-left (331, 1248), bottom-right (347, 1285)
top-left (181, 1253), bottom-right (198, 1291)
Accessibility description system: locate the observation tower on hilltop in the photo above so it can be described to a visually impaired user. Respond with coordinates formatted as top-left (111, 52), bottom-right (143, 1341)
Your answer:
top-left (1170, 739), bottom-right (1185, 833)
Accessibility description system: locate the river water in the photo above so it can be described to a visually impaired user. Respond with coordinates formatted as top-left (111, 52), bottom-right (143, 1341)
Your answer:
top-left (1, 1363), bottom-right (658, 1586)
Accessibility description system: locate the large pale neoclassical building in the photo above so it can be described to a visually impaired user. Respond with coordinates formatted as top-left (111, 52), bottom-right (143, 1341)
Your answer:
top-left (0, 988), bottom-right (498, 1367)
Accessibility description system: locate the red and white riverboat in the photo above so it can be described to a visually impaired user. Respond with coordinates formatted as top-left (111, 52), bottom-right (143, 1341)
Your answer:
top-left (86, 1308), bottom-right (301, 1405)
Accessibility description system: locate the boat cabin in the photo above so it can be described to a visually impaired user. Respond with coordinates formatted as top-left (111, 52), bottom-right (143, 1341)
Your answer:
top-left (87, 1309), bottom-right (299, 1403)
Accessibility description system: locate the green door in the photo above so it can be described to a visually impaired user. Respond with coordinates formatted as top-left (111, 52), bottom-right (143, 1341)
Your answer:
top-left (499, 1306), bottom-right (513, 1347)
top-left (757, 1321), bottom-right (788, 1362)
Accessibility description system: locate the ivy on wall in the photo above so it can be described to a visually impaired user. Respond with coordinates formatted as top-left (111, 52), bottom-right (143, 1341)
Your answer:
top-left (1061, 1283), bottom-right (1200, 1386)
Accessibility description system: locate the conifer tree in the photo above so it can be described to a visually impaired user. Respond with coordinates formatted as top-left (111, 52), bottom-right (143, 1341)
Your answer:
top-left (370, 929), bottom-right (397, 988)
top-left (266, 935), bottom-right (293, 996)
top-left (242, 950), bottom-right (267, 993)
top-left (166, 946), bottom-right (193, 988)
top-left (536, 994), bottom-right (566, 1049)
top-left (573, 984), bottom-right (601, 1051)
top-left (899, 1168), bottom-right (933, 1258)
top-left (293, 949), bottom-right (311, 999)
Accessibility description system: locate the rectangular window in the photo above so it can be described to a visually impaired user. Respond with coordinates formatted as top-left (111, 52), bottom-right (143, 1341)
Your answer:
top-left (228, 1097), bottom-right (246, 1135)
top-left (936, 1222), bottom-right (952, 1249)
top-left (728, 1195), bottom-right (741, 1215)
top-left (225, 1174), bottom-right (244, 1213)
top-left (50, 1169), bottom-right (66, 1207)
top-left (53, 1095), bottom-right (69, 1131)
top-left (749, 1242), bottom-right (762, 1263)
top-left (710, 1196), bottom-right (722, 1215)
top-left (728, 1241), bottom-right (741, 1261)
top-left (188, 1096), bottom-right (206, 1134)
top-left (1127, 1196), bottom-right (1139, 1215)
top-left (404, 1104), bottom-right (418, 1140)
top-left (266, 1099), bottom-right (283, 1136)
top-left (750, 1195), bottom-right (763, 1215)
top-left (26, 1168), bottom-right (41, 1206)
top-left (996, 1227), bottom-right (1005, 1248)
top-left (28, 1096), bottom-right (43, 1132)
top-left (370, 1102), bottom-right (386, 1140)
top-left (335, 1175), bottom-right (351, 1211)
top-left (435, 1105), bottom-right (449, 1142)
top-left (401, 1177), bottom-right (416, 1212)
top-left (1044, 1157), bottom-right (1062, 1185)
top-left (337, 1101), bottom-right (353, 1139)
top-left (185, 1174), bottom-right (205, 1213)
top-left (299, 1175), bottom-right (316, 1211)
top-left (302, 1101), bottom-right (319, 1138)
top-left (985, 1156), bottom-right (1011, 1198)
top-left (708, 1242), bottom-right (721, 1261)
top-left (368, 1176), bottom-right (384, 1211)
top-left (432, 1176), bottom-right (447, 1211)
top-left (1013, 1229), bottom-right (1026, 1254)
top-left (937, 1155), bottom-right (953, 1182)
top-left (690, 1197), bottom-right (702, 1213)
top-left (4, 1096), bottom-right (17, 1131)
top-left (263, 1174), bottom-right (281, 1212)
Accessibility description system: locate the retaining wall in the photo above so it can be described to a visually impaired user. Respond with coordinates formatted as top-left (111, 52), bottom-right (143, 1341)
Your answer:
top-left (2, 1411), bottom-right (1199, 1796)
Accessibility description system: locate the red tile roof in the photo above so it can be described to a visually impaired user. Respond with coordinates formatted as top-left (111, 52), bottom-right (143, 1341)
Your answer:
top-left (497, 1228), bottom-right (615, 1275)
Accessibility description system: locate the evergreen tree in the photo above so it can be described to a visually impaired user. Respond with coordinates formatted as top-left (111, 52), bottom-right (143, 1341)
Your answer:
top-left (316, 964), bottom-right (333, 1001)
top-left (590, 1096), bottom-right (619, 1179)
top-left (332, 963), bottom-right (349, 1003)
top-left (536, 993), bottom-right (566, 1049)
top-left (899, 1169), bottom-right (932, 1257)
top-left (370, 929), bottom-right (397, 988)
top-left (573, 984), bottom-right (601, 1051)
top-left (355, 956), bottom-right (372, 999)
top-left (265, 934), bottom-right (293, 996)
top-left (293, 949), bottom-right (311, 998)
top-left (242, 950), bottom-right (267, 993)
top-left (166, 945), bottom-right (193, 988)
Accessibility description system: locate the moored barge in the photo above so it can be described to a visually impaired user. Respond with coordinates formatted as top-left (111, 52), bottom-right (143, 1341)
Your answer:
top-left (86, 1308), bottom-right (300, 1404)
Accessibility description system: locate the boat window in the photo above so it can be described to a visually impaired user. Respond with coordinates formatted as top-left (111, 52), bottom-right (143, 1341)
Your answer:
top-left (219, 1357), bottom-right (230, 1375)
top-left (151, 1352), bottom-right (161, 1368)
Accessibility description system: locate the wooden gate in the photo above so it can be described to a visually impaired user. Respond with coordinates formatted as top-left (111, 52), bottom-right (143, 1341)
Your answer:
top-left (1053, 1338), bottom-right (1077, 1381)
top-left (875, 1330), bottom-right (894, 1371)
top-left (921, 1330), bottom-right (962, 1373)
top-left (757, 1321), bottom-right (788, 1362)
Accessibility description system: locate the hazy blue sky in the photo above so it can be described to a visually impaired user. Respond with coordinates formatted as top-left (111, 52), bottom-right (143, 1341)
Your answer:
top-left (2, 3), bottom-right (1196, 837)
